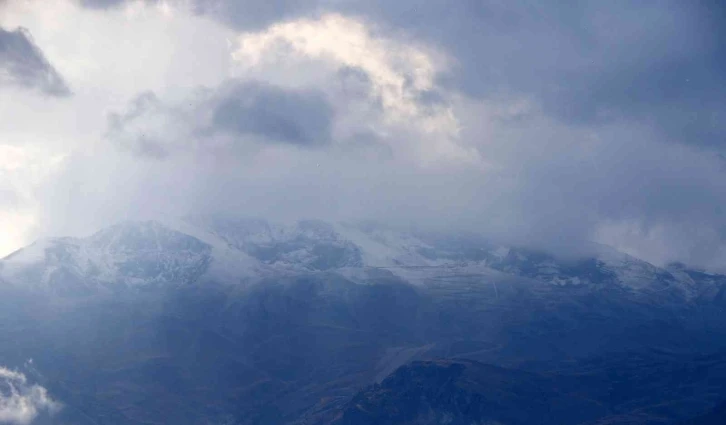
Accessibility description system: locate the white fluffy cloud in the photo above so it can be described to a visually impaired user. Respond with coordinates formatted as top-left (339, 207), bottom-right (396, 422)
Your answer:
top-left (0, 367), bottom-right (60, 425)
top-left (230, 13), bottom-right (471, 163)
top-left (235, 14), bottom-right (440, 121)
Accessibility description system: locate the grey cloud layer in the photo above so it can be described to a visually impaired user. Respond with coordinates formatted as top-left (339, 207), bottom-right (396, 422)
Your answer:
top-left (191, 0), bottom-right (321, 31)
top-left (79, 0), bottom-right (124, 8)
top-left (211, 81), bottom-right (333, 146)
top-left (78, 0), bottom-right (320, 29)
top-left (77, 1), bottom-right (725, 141)
top-left (352, 1), bottom-right (726, 150)
top-left (49, 84), bottom-right (726, 269)
top-left (0, 27), bottom-right (70, 96)
top-left (42, 0), bottom-right (726, 270)
top-left (106, 81), bottom-right (334, 158)
top-left (157, 0), bottom-right (725, 151)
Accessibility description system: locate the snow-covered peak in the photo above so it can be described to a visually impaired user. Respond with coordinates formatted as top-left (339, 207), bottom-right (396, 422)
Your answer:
top-left (1, 218), bottom-right (723, 299)
top-left (0, 221), bottom-right (213, 292)
top-left (88, 220), bottom-right (196, 252)
top-left (186, 216), bottom-right (363, 271)
top-left (332, 222), bottom-right (440, 267)
top-left (168, 217), bottom-right (726, 297)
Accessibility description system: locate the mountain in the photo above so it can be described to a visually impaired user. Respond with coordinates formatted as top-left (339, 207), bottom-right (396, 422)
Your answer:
top-left (1, 217), bottom-right (719, 299)
top-left (0, 221), bottom-right (213, 293)
top-left (304, 354), bottom-right (726, 425)
top-left (681, 400), bottom-right (726, 425)
top-left (300, 358), bottom-right (610, 425)
top-left (193, 217), bottom-right (364, 271)
top-left (1, 218), bottom-right (726, 425)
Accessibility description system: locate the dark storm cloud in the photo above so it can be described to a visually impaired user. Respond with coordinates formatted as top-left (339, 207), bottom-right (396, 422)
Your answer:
top-left (167, 0), bottom-right (725, 150)
top-left (77, 0), bottom-right (171, 9)
top-left (78, 0), bottom-right (320, 29)
top-left (78, 0), bottom-right (126, 8)
top-left (190, 0), bottom-right (321, 31)
top-left (75, 1), bottom-right (726, 149)
top-left (0, 27), bottom-right (70, 96)
top-left (211, 81), bottom-right (333, 146)
top-left (336, 0), bottom-right (726, 149)
top-left (106, 80), bottom-right (334, 158)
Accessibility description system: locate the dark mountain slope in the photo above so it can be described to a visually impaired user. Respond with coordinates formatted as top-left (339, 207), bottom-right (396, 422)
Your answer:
top-left (304, 355), bottom-right (726, 425)
top-left (307, 358), bottom-right (609, 425)
top-left (2, 221), bottom-right (726, 425)
top-left (681, 401), bottom-right (726, 425)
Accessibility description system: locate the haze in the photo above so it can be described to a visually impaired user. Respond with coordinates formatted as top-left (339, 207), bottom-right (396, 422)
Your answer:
top-left (1, 0), bottom-right (725, 270)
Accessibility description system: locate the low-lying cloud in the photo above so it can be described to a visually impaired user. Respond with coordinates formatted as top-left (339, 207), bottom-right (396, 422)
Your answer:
top-left (0, 367), bottom-right (60, 425)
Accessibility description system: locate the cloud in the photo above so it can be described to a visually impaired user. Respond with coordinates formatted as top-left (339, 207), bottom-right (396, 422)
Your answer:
top-left (233, 14), bottom-right (441, 123)
top-left (1, 0), bottom-right (725, 273)
top-left (0, 367), bottom-right (60, 425)
top-left (0, 144), bottom-right (66, 256)
top-left (211, 81), bottom-right (333, 146)
top-left (101, 12), bottom-right (469, 162)
top-left (43, 84), bottom-right (726, 269)
top-left (73, 1), bottom-right (726, 150)
top-left (190, 0), bottom-right (322, 31)
top-left (77, 0), bottom-right (127, 9)
top-left (75, 0), bottom-right (321, 30)
top-left (28, 7), bottom-right (726, 271)
top-left (230, 13), bottom-right (468, 163)
top-left (0, 27), bottom-right (70, 96)
top-left (342, 1), bottom-right (726, 151)
top-left (106, 80), bottom-right (334, 158)
top-left (180, 1), bottom-right (726, 151)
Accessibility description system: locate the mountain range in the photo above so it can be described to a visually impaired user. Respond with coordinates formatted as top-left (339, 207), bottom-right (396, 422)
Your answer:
top-left (1, 218), bottom-right (725, 425)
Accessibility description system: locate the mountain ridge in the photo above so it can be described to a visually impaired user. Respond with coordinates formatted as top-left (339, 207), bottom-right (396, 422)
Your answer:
top-left (0, 218), bottom-right (721, 301)
top-left (2, 220), bottom-right (726, 424)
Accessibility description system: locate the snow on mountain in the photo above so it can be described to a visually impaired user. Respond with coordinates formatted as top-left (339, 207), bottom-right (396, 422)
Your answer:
top-left (0, 217), bottom-right (721, 298)
top-left (332, 222), bottom-right (441, 267)
top-left (185, 216), bottom-right (364, 271)
top-left (0, 221), bottom-right (212, 292)
top-left (159, 217), bottom-right (264, 283)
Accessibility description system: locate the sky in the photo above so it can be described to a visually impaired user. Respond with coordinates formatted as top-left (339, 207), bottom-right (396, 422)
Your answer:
top-left (0, 0), bottom-right (725, 270)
